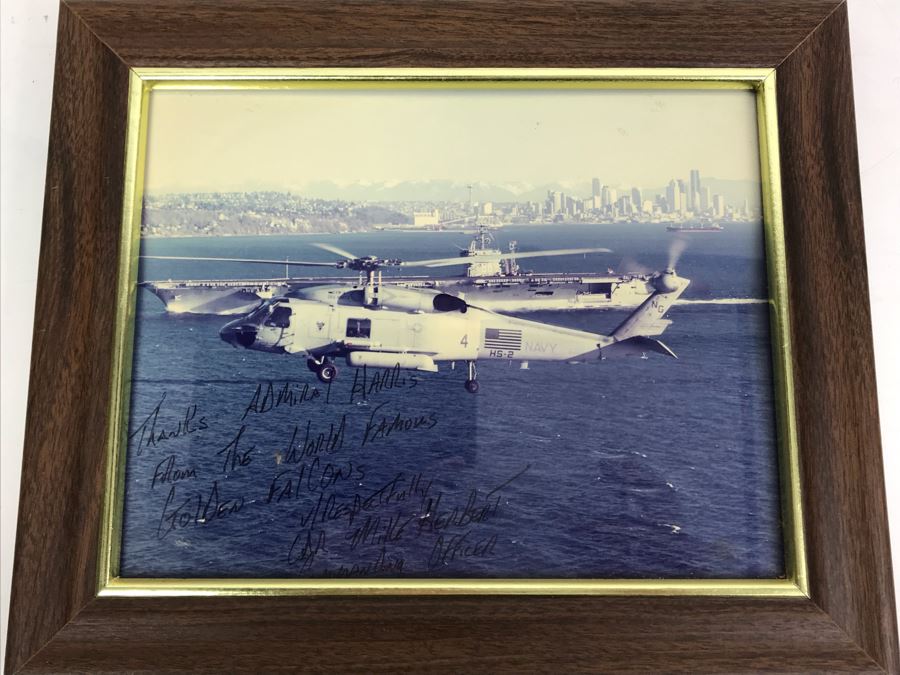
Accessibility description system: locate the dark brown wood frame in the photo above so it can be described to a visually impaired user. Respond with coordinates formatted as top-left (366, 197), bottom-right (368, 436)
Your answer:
top-left (6, 1), bottom-right (898, 671)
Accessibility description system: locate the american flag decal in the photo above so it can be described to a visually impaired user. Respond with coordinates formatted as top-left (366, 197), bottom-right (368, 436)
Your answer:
top-left (484, 327), bottom-right (522, 350)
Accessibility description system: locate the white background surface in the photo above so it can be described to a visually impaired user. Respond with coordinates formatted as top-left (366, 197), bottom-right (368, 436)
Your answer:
top-left (1, 0), bottom-right (898, 667)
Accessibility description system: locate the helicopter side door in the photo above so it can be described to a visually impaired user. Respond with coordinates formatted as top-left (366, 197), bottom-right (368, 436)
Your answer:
top-left (342, 312), bottom-right (402, 351)
top-left (303, 302), bottom-right (334, 353)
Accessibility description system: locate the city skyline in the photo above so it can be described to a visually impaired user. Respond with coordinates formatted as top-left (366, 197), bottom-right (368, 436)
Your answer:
top-left (144, 172), bottom-right (760, 208)
top-left (143, 88), bottom-right (763, 194)
top-left (141, 165), bottom-right (760, 238)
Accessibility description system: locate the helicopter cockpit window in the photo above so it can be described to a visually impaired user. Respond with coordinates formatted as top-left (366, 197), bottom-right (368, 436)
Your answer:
top-left (346, 318), bottom-right (371, 339)
top-left (265, 305), bottom-right (292, 329)
top-left (245, 304), bottom-right (270, 324)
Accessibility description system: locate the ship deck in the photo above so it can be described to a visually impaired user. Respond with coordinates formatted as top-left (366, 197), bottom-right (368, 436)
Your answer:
top-left (142, 271), bottom-right (649, 290)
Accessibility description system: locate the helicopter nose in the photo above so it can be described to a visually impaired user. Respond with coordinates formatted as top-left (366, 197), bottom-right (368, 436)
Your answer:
top-left (219, 323), bottom-right (257, 348)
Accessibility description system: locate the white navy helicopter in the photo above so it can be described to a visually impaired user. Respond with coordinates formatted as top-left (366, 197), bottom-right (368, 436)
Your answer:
top-left (216, 242), bottom-right (690, 393)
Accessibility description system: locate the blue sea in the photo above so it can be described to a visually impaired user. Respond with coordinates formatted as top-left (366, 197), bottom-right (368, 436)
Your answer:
top-left (119, 223), bottom-right (785, 579)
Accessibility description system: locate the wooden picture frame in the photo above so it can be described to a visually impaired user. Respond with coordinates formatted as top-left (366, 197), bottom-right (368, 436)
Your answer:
top-left (6, 0), bottom-right (898, 671)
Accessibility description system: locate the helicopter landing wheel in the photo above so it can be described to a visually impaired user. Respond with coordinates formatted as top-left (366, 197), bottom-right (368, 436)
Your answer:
top-left (316, 363), bottom-right (338, 384)
top-left (306, 358), bottom-right (320, 373)
top-left (464, 360), bottom-right (479, 393)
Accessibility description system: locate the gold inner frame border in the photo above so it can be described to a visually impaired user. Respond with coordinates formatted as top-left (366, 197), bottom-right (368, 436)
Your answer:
top-left (97, 68), bottom-right (806, 598)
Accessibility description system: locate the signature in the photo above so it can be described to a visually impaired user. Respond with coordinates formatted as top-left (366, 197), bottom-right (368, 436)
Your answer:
top-left (427, 531), bottom-right (498, 569)
top-left (287, 528), bottom-right (327, 570)
top-left (156, 481), bottom-right (244, 539)
top-left (360, 402), bottom-right (438, 446)
top-left (151, 454), bottom-right (197, 489)
top-left (242, 380), bottom-right (322, 420)
top-left (129, 392), bottom-right (208, 456)
top-left (348, 364), bottom-right (418, 403)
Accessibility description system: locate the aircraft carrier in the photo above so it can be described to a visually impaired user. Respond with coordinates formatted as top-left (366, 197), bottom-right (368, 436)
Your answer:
top-left (140, 228), bottom-right (656, 315)
top-left (142, 272), bottom-right (656, 315)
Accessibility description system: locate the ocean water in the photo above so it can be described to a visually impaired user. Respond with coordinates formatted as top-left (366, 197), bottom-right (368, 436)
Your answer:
top-left (119, 223), bottom-right (785, 579)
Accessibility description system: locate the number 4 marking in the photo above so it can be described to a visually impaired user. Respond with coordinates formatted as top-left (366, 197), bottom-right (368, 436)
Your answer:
top-left (460, 334), bottom-right (468, 347)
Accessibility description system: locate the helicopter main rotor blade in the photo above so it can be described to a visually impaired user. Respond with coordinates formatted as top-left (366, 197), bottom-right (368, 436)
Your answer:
top-left (141, 255), bottom-right (339, 268)
top-left (395, 255), bottom-right (485, 268)
top-left (311, 242), bottom-right (358, 260)
top-left (399, 247), bottom-right (612, 268)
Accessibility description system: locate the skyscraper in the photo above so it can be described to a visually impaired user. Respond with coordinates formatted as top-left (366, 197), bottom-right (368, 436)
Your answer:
top-left (691, 169), bottom-right (700, 206)
top-left (666, 180), bottom-right (680, 213)
top-left (713, 194), bottom-right (725, 217)
top-left (601, 185), bottom-right (611, 208)
top-left (592, 177), bottom-right (601, 197)
top-left (631, 187), bottom-right (642, 210)
top-left (701, 186), bottom-right (711, 211)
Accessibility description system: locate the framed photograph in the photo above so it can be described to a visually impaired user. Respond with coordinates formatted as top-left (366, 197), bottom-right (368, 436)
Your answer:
top-left (6, 1), bottom-right (898, 672)
top-left (106, 69), bottom-right (802, 592)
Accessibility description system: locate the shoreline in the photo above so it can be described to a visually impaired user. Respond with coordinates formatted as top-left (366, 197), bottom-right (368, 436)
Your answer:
top-left (141, 220), bottom-right (761, 239)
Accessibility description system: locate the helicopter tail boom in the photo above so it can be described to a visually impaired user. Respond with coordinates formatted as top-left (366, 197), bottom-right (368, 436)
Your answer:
top-left (610, 270), bottom-right (690, 341)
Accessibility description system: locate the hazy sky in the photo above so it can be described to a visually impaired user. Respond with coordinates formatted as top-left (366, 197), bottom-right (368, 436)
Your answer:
top-left (143, 87), bottom-right (761, 194)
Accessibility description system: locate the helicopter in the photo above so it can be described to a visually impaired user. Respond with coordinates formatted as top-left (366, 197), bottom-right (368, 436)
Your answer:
top-left (215, 242), bottom-right (690, 393)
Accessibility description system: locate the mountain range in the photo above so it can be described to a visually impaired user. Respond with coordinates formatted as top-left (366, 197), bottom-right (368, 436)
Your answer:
top-left (290, 178), bottom-right (762, 208)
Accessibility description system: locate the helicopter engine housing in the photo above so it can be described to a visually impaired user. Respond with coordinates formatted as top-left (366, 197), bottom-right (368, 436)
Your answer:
top-left (377, 287), bottom-right (467, 313)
